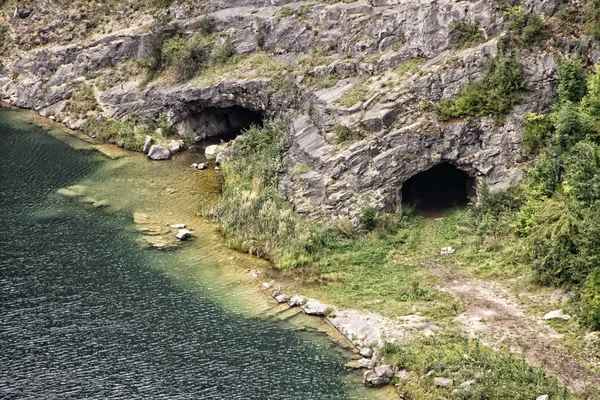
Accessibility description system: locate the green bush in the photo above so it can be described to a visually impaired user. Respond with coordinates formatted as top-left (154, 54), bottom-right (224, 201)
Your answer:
top-left (359, 206), bottom-right (376, 231)
top-left (202, 121), bottom-right (325, 268)
top-left (522, 112), bottom-right (553, 153)
top-left (584, 0), bottom-right (600, 40)
top-left (436, 53), bottom-right (523, 121)
top-left (503, 5), bottom-right (547, 47)
top-left (557, 57), bottom-right (587, 104)
top-left (161, 33), bottom-right (210, 81)
top-left (579, 269), bottom-right (600, 330)
top-left (211, 37), bottom-right (235, 65)
top-left (448, 20), bottom-right (484, 49)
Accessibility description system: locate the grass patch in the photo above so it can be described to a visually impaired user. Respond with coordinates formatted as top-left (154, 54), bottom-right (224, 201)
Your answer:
top-left (83, 116), bottom-right (155, 151)
top-left (382, 335), bottom-right (571, 399)
top-left (337, 83), bottom-right (369, 108)
top-left (65, 85), bottom-right (100, 116)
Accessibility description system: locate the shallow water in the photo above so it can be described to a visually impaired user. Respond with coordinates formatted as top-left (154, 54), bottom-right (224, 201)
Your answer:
top-left (0, 108), bottom-right (388, 399)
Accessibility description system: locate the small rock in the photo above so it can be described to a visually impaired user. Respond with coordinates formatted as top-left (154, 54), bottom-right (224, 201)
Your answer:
top-left (262, 281), bottom-right (273, 289)
top-left (536, 396), bottom-right (549, 400)
top-left (434, 377), bottom-right (453, 387)
top-left (191, 163), bottom-right (198, 169)
top-left (288, 295), bottom-right (305, 307)
top-left (169, 140), bottom-right (183, 153)
top-left (275, 294), bottom-right (289, 303)
top-left (250, 270), bottom-right (261, 279)
top-left (49, 115), bottom-right (56, 121)
top-left (215, 166), bottom-right (221, 170)
top-left (358, 358), bottom-right (375, 369)
top-left (142, 135), bottom-right (153, 154)
top-left (360, 348), bottom-right (373, 358)
top-left (441, 246), bottom-right (455, 255)
top-left (302, 299), bottom-right (329, 316)
top-left (396, 368), bottom-right (409, 381)
top-left (197, 163), bottom-right (207, 170)
top-left (543, 309), bottom-right (571, 321)
top-left (215, 152), bottom-right (225, 166)
top-left (364, 365), bottom-right (393, 387)
top-left (148, 145), bottom-right (170, 160)
top-left (426, 370), bottom-right (436, 377)
top-left (175, 229), bottom-right (192, 240)
top-left (205, 144), bottom-right (219, 156)
top-left (458, 380), bottom-right (476, 389)
top-left (170, 224), bottom-right (186, 229)
top-left (585, 331), bottom-right (600, 341)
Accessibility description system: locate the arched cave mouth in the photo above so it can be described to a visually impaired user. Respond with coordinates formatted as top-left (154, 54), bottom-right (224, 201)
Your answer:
top-left (401, 163), bottom-right (474, 212)
top-left (178, 106), bottom-right (264, 142)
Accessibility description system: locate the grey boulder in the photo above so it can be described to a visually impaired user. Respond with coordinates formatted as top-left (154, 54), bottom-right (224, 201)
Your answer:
top-left (148, 145), bottom-right (170, 160)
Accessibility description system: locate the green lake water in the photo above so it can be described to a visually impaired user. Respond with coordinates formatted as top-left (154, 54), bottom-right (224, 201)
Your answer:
top-left (0, 107), bottom-right (387, 399)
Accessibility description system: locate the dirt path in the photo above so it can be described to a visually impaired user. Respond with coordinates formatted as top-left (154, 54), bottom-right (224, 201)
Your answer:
top-left (424, 259), bottom-right (600, 398)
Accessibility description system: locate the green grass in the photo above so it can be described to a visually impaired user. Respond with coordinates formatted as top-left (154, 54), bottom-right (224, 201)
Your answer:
top-left (337, 84), bottom-right (369, 108)
top-left (381, 335), bottom-right (571, 400)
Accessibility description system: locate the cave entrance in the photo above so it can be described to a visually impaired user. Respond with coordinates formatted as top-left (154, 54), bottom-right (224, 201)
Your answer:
top-left (179, 106), bottom-right (264, 142)
top-left (401, 163), bottom-right (474, 212)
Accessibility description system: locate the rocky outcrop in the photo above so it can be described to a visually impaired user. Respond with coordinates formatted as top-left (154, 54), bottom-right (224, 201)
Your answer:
top-left (0, 0), bottom-right (569, 218)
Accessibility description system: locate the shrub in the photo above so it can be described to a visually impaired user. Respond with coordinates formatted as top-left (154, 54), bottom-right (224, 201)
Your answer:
top-left (522, 112), bottom-right (553, 153)
top-left (202, 121), bottom-right (323, 268)
top-left (0, 24), bottom-right (8, 51)
top-left (65, 85), bottom-right (100, 116)
top-left (198, 16), bottom-right (215, 35)
top-left (161, 33), bottom-right (210, 81)
top-left (503, 5), bottom-right (547, 47)
top-left (557, 57), bottom-right (587, 104)
top-left (211, 37), bottom-right (235, 65)
top-left (333, 124), bottom-right (363, 143)
top-left (436, 53), bottom-right (523, 121)
top-left (448, 20), bottom-right (484, 49)
top-left (584, 0), bottom-right (600, 40)
top-left (579, 269), bottom-right (600, 330)
top-left (359, 206), bottom-right (376, 231)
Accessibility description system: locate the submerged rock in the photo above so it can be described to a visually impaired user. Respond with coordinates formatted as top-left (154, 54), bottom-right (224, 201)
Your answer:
top-left (196, 163), bottom-right (207, 170)
top-left (175, 229), bottom-right (192, 240)
top-left (148, 145), bottom-right (170, 160)
top-left (170, 223), bottom-right (186, 229)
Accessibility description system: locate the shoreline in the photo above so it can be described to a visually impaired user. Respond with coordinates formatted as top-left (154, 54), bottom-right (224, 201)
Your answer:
top-left (3, 104), bottom-right (399, 399)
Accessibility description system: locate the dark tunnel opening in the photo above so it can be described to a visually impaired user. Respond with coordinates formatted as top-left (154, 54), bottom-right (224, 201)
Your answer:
top-left (179, 106), bottom-right (264, 142)
top-left (401, 163), bottom-right (474, 212)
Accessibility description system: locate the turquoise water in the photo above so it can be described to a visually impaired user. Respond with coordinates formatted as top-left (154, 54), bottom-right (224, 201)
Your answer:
top-left (0, 108), bottom-right (375, 399)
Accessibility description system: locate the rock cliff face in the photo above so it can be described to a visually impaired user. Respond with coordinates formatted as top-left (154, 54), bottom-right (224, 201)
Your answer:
top-left (0, 0), bottom-right (580, 219)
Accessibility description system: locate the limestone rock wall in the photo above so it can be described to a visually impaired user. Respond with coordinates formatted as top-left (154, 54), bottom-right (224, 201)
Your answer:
top-left (0, 0), bottom-right (566, 219)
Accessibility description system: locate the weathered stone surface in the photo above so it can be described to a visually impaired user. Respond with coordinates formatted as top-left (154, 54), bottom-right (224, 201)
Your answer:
top-left (147, 145), bottom-right (171, 160)
top-left (0, 0), bottom-right (563, 221)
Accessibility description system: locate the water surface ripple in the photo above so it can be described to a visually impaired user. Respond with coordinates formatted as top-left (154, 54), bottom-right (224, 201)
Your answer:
top-left (0, 108), bottom-right (364, 399)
